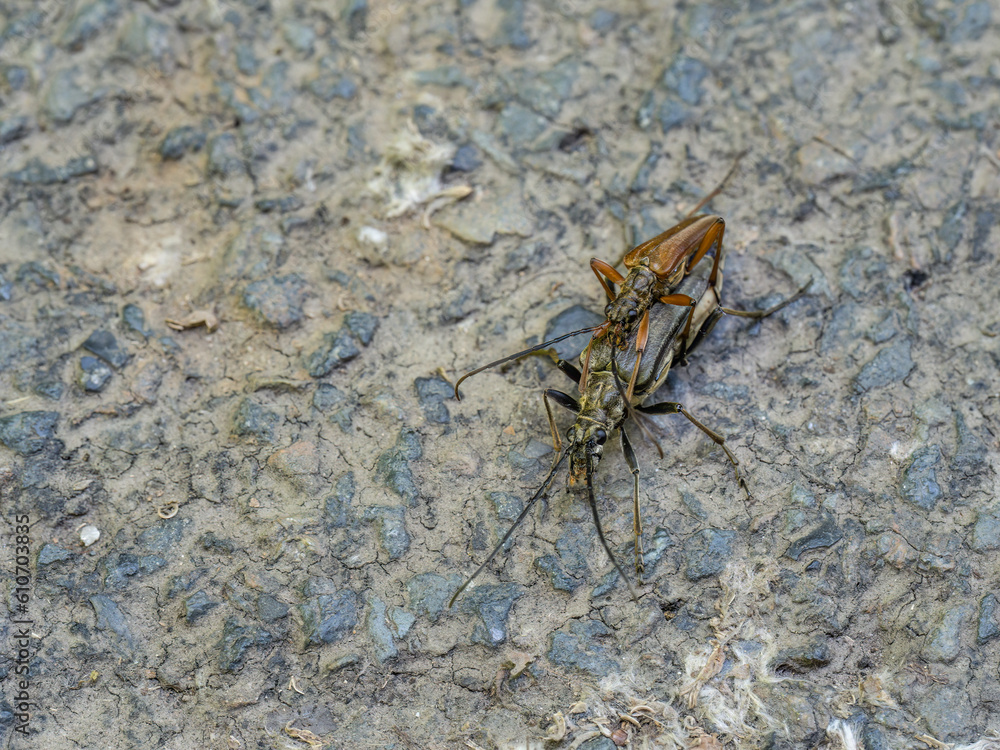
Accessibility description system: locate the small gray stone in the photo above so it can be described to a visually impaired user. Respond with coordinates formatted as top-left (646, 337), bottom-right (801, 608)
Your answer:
top-left (0, 115), bottom-right (32, 144)
top-left (207, 133), bottom-right (247, 179)
top-left (232, 398), bottom-right (281, 443)
top-left (498, 103), bottom-right (549, 146)
top-left (461, 583), bottom-right (523, 647)
top-left (451, 144), bottom-right (482, 172)
top-left (535, 555), bottom-right (579, 592)
top-left (543, 304), bottom-right (605, 362)
top-left (589, 9), bottom-right (619, 32)
top-left (254, 195), bottom-right (304, 213)
top-left (344, 311), bottom-right (378, 345)
top-left (304, 328), bottom-right (360, 377)
top-left (258, 593), bottom-right (289, 622)
top-left (159, 126), bottom-right (207, 160)
top-left (312, 383), bottom-right (353, 431)
top-left (367, 597), bottom-right (398, 662)
top-left (235, 42), bottom-right (259, 75)
top-left (977, 593), bottom-right (999, 645)
top-left (79, 356), bottom-right (113, 392)
top-left (118, 12), bottom-right (175, 69)
top-left (4, 66), bottom-right (29, 91)
top-left (489, 492), bottom-right (525, 522)
top-left (407, 572), bottom-right (459, 623)
top-left (90, 594), bottom-right (136, 653)
top-left (122, 304), bottom-right (152, 338)
top-left (6, 156), bottom-right (98, 185)
top-left (82, 330), bottom-right (130, 369)
top-left (912, 684), bottom-right (976, 741)
top-left (300, 591), bottom-right (358, 645)
top-left (242, 274), bottom-right (308, 330)
top-left (137, 517), bottom-right (191, 554)
top-left (548, 619), bottom-right (619, 676)
top-left (785, 517), bottom-right (843, 560)
top-left (414, 66), bottom-right (474, 88)
top-left (43, 68), bottom-right (97, 124)
top-left (308, 74), bottom-right (358, 102)
top-left (948, 1), bottom-right (991, 43)
top-left (661, 55), bottom-right (709, 105)
top-left (771, 640), bottom-right (831, 672)
top-left (685, 528), bottom-right (737, 580)
top-left (0, 411), bottom-right (59, 455)
top-left (414, 376), bottom-right (453, 423)
top-left (971, 506), bottom-right (1000, 551)
top-left (61, 0), bottom-right (120, 50)
top-left (389, 608), bottom-right (415, 638)
top-left (185, 590), bottom-right (220, 623)
top-left (953, 411), bottom-right (988, 476)
top-left (364, 506), bottom-right (410, 561)
top-left (854, 339), bottom-right (914, 392)
top-left (325, 472), bottom-right (354, 528)
top-left (217, 617), bottom-right (271, 672)
top-left (282, 19), bottom-right (316, 54)
top-left (38, 544), bottom-right (74, 566)
top-left (921, 605), bottom-right (971, 663)
top-left (900, 445), bottom-right (942, 511)
top-left (374, 428), bottom-right (422, 505)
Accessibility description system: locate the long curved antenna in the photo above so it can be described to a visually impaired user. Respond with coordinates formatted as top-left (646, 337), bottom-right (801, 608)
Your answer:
top-left (454, 326), bottom-right (601, 400)
top-left (585, 454), bottom-right (640, 603)
top-left (682, 149), bottom-right (748, 219)
top-left (448, 451), bottom-right (570, 608)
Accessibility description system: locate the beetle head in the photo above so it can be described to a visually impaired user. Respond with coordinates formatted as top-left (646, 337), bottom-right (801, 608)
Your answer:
top-left (567, 421), bottom-right (609, 484)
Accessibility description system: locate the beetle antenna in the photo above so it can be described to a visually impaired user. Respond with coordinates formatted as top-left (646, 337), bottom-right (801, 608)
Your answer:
top-left (454, 326), bottom-right (602, 400)
top-left (448, 451), bottom-right (569, 608)
top-left (585, 454), bottom-right (640, 603)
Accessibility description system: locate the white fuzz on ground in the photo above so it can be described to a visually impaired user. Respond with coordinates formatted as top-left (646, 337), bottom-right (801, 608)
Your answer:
top-left (367, 123), bottom-right (457, 218)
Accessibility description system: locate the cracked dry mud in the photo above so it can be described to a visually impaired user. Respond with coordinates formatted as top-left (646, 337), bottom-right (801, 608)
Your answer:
top-left (1, 0), bottom-right (999, 748)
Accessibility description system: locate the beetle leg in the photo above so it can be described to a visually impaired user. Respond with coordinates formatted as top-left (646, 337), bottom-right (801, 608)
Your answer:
top-left (556, 359), bottom-right (582, 385)
top-left (590, 258), bottom-right (627, 302)
top-left (637, 401), bottom-right (751, 501)
top-left (658, 292), bottom-right (698, 364)
top-left (543, 389), bottom-right (579, 458)
top-left (685, 217), bottom-right (726, 286)
top-left (620, 428), bottom-right (643, 576)
top-left (720, 278), bottom-right (813, 319)
top-left (680, 307), bottom-right (725, 364)
top-left (624, 309), bottom-right (651, 402)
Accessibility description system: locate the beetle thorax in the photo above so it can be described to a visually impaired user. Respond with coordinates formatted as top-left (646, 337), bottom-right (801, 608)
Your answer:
top-left (604, 264), bottom-right (658, 337)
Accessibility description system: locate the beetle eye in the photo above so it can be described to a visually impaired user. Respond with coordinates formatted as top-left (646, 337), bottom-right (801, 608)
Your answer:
top-left (627, 309), bottom-right (637, 322)
top-left (594, 428), bottom-right (607, 445)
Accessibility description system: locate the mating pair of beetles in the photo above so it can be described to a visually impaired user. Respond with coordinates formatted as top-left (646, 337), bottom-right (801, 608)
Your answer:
top-left (450, 181), bottom-right (809, 607)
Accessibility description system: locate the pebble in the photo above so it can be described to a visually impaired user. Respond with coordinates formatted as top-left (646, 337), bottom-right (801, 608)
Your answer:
top-left (684, 528), bottom-right (737, 580)
top-left (79, 356), bottom-right (113, 391)
top-left (232, 398), bottom-right (280, 443)
top-left (900, 445), bottom-right (942, 511)
top-left (0, 411), bottom-right (60, 455)
top-left (374, 428), bottom-right (423, 506)
top-left (300, 591), bottom-right (359, 645)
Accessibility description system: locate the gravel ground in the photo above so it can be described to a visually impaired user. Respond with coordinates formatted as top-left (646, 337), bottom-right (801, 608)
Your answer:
top-left (1, 0), bottom-right (999, 748)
